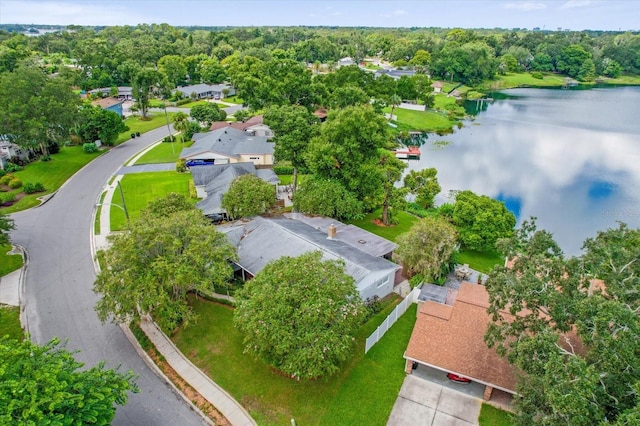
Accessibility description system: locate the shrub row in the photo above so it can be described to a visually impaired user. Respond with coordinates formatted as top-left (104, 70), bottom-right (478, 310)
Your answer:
top-left (273, 165), bottom-right (294, 175)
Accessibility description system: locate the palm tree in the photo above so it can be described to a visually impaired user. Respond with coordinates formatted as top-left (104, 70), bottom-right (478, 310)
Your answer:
top-left (172, 112), bottom-right (189, 142)
top-left (389, 94), bottom-right (402, 122)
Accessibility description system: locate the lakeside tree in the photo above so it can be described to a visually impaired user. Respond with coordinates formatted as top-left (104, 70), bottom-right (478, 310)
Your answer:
top-left (404, 168), bottom-right (441, 209)
top-left (0, 337), bottom-right (137, 425)
top-left (395, 216), bottom-right (458, 281)
top-left (293, 177), bottom-right (363, 220)
top-left (305, 105), bottom-right (390, 209)
top-left (234, 251), bottom-right (365, 379)
top-left (94, 194), bottom-right (236, 330)
top-left (0, 64), bottom-right (80, 155)
top-left (378, 150), bottom-right (407, 226)
top-left (263, 104), bottom-right (318, 193)
top-left (452, 190), bottom-right (516, 251)
top-left (485, 220), bottom-right (640, 425)
top-left (221, 174), bottom-right (276, 220)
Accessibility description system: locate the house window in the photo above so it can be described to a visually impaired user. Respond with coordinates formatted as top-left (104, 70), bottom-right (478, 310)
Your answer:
top-left (375, 276), bottom-right (389, 288)
top-left (249, 156), bottom-right (260, 160)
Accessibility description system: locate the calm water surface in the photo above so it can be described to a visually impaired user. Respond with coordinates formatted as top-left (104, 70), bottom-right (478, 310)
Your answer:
top-left (406, 87), bottom-right (640, 256)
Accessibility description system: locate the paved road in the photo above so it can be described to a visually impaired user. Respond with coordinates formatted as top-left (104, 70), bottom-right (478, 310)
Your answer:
top-left (9, 126), bottom-right (206, 426)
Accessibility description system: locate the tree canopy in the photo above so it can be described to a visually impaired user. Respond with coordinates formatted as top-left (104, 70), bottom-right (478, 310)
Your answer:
top-left (234, 251), bottom-right (365, 379)
top-left (78, 105), bottom-right (127, 146)
top-left (395, 216), bottom-right (458, 281)
top-left (485, 219), bottom-right (640, 425)
top-left (189, 102), bottom-right (226, 126)
top-left (0, 210), bottom-right (14, 245)
top-left (404, 168), bottom-right (441, 209)
top-left (94, 194), bottom-right (236, 330)
top-left (0, 337), bottom-right (137, 425)
top-left (452, 190), bottom-right (516, 251)
top-left (221, 174), bottom-right (276, 220)
top-left (293, 177), bottom-right (363, 220)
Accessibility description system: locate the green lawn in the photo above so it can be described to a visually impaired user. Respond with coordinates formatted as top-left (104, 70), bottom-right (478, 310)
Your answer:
top-left (115, 113), bottom-right (178, 145)
top-left (387, 107), bottom-right (455, 133)
top-left (347, 209), bottom-right (419, 243)
top-left (457, 249), bottom-right (504, 274)
top-left (1, 146), bottom-right (102, 213)
top-left (171, 295), bottom-right (413, 425)
top-left (221, 95), bottom-right (243, 104)
top-left (149, 99), bottom-right (173, 108)
top-left (0, 306), bottom-right (23, 341)
top-left (109, 172), bottom-right (195, 230)
top-left (178, 100), bottom-right (209, 108)
top-left (0, 244), bottom-right (22, 276)
top-left (134, 140), bottom-right (193, 165)
top-left (482, 72), bottom-right (567, 90)
top-left (479, 403), bottom-right (514, 426)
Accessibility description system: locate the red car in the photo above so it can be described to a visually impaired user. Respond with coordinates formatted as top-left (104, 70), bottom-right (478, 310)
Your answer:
top-left (447, 373), bottom-right (472, 384)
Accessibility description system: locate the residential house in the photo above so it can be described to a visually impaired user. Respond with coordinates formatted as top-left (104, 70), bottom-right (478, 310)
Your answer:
top-left (404, 282), bottom-right (518, 401)
top-left (217, 215), bottom-right (401, 301)
top-left (174, 83), bottom-right (235, 100)
top-left (209, 115), bottom-right (273, 138)
top-left (179, 127), bottom-right (274, 167)
top-left (91, 97), bottom-right (124, 117)
top-left (337, 57), bottom-right (356, 67)
top-left (88, 86), bottom-right (133, 100)
top-left (0, 136), bottom-right (29, 169)
top-left (431, 81), bottom-right (444, 93)
top-left (190, 162), bottom-right (279, 217)
top-left (374, 68), bottom-right (417, 80)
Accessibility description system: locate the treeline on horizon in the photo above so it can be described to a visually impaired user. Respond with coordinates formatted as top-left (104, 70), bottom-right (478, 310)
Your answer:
top-left (1, 23), bottom-right (639, 90)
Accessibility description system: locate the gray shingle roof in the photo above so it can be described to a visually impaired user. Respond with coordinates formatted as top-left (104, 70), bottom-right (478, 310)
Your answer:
top-left (180, 127), bottom-right (274, 160)
top-left (217, 216), bottom-right (399, 291)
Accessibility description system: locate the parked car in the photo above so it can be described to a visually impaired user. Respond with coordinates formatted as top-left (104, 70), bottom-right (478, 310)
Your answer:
top-left (185, 159), bottom-right (213, 167)
top-left (447, 373), bottom-right (471, 384)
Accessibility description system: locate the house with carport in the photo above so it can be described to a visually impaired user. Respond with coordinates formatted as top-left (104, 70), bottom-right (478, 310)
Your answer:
top-left (179, 127), bottom-right (274, 167)
top-left (217, 214), bottom-right (400, 301)
top-left (404, 282), bottom-right (518, 402)
top-left (174, 83), bottom-right (235, 100)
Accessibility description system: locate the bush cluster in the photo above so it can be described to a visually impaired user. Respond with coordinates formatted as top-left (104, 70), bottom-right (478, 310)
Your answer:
top-left (272, 165), bottom-right (294, 175)
top-left (8, 178), bottom-right (23, 189)
top-left (0, 174), bottom-right (12, 185)
top-left (4, 163), bottom-right (23, 172)
top-left (175, 98), bottom-right (191, 106)
top-left (531, 71), bottom-right (544, 79)
top-left (83, 143), bottom-right (98, 153)
top-left (23, 182), bottom-right (45, 194)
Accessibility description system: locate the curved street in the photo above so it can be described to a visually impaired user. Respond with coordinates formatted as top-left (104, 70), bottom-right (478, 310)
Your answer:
top-left (9, 126), bottom-right (207, 426)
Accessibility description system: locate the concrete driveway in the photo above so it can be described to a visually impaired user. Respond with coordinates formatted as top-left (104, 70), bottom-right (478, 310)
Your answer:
top-left (387, 375), bottom-right (482, 426)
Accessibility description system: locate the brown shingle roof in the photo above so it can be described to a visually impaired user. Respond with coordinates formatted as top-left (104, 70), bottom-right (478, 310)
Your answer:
top-left (406, 282), bottom-right (518, 393)
top-left (210, 115), bottom-right (264, 132)
top-left (91, 97), bottom-right (123, 109)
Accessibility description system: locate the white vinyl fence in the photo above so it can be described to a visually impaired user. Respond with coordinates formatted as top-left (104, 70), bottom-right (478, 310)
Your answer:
top-left (365, 287), bottom-right (420, 353)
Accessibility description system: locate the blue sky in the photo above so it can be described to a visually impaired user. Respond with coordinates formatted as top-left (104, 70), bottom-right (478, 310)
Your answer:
top-left (1, 0), bottom-right (638, 31)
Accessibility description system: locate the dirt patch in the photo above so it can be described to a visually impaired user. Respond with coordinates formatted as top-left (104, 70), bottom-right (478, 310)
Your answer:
top-left (372, 218), bottom-right (395, 227)
top-left (146, 348), bottom-right (231, 426)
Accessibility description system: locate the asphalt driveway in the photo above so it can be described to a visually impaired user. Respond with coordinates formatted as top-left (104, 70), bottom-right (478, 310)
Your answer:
top-left (387, 374), bottom-right (482, 426)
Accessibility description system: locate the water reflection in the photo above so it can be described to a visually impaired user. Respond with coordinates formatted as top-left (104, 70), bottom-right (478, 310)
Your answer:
top-left (406, 87), bottom-right (640, 255)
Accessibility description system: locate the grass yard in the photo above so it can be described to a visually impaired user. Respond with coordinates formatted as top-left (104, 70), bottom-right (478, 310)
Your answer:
top-left (1, 146), bottom-right (102, 213)
top-left (478, 403), bottom-right (514, 426)
top-left (482, 72), bottom-right (567, 90)
top-left (221, 95), bottom-right (243, 104)
top-left (178, 100), bottom-right (209, 109)
top-left (347, 209), bottom-right (419, 243)
top-left (115, 113), bottom-right (178, 145)
top-left (0, 305), bottom-right (23, 341)
top-left (109, 171), bottom-right (195, 230)
top-left (0, 244), bottom-right (22, 276)
top-left (457, 249), bottom-right (504, 274)
top-left (171, 295), bottom-right (414, 425)
top-left (388, 107), bottom-right (455, 133)
top-left (134, 140), bottom-right (193, 165)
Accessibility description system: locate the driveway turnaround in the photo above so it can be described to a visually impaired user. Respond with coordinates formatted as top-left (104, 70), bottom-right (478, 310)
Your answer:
top-left (387, 375), bottom-right (482, 426)
top-left (10, 126), bottom-right (206, 425)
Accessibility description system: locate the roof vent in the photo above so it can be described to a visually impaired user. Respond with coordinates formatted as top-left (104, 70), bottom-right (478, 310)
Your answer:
top-left (218, 138), bottom-right (221, 142)
top-left (328, 224), bottom-right (337, 239)
top-left (358, 239), bottom-right (366, 244)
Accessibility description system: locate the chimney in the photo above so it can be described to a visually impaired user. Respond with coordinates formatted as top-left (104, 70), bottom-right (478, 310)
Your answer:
top-left (328, 224), bottom-right (337, 239)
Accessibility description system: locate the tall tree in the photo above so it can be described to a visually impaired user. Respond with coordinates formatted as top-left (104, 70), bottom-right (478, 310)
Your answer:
top-left (263, 104), bottom-right (318, 193)
top-left (234, 251), bottom-right (365, 379)
top-left (131, 68), bottom-right (161, 119)
top-left (0, 65), bottom-right (80, 155)
top-left (305, 105), bottom-right (390, 208)
top-left (172, 111), bottom-right (190, 141)
top-left (378, 150), bottom-right (407, 226)
top-left (157, 54), bottom-right (187, 87)
top-left (485, 220), bottom-right (640, 425)
top-left (293, 177), bottom-right (363, 220)
top-left (189, 102), bottom-right (226, 127)
top-left (395, 216), bottom-right (458, 280)
top-left (78, 105), bottom-right (127, 146)
top-left (0, 337), bottom-right (137, 425)
top-left (94, 195), bottom-right (236, 330)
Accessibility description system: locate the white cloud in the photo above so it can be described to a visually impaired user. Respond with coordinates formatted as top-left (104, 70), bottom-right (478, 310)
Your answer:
top-left (504, 2), bottom-right (547, 11)
top-left (561, 0), bottom-right (591, 9)
top-left (393, 9), bottom-right (407, 16)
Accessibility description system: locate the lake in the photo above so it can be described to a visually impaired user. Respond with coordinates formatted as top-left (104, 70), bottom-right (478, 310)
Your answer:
top-left (406, 86), bottom-right (640, 256)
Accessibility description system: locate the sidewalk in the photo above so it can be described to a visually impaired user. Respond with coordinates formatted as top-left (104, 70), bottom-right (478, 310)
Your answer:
top-left (93, 155), bottom-right (257, 426)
